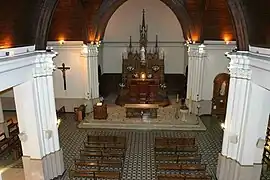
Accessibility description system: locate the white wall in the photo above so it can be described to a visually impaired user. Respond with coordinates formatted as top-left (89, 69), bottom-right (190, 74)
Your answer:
top-left (202, 41), bottom-right (237, 101)
top-left (47, 41), bottom-right (88, 99)
top-left (102, 0), bottom-right (186, 74)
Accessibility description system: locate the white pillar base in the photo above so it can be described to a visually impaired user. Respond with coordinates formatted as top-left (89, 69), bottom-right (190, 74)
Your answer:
top-left (22, 149), bottom-right (65, 180)
top-left (217, 154), bottom-right (262, 180)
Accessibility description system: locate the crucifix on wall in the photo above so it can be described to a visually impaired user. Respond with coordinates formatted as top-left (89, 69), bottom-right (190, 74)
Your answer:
top-left (57, 63), bottom-right (70, 90)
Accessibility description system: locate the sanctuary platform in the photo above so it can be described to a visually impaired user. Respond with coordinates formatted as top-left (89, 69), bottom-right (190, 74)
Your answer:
top-left (78, 100), bottom-right (206, 131)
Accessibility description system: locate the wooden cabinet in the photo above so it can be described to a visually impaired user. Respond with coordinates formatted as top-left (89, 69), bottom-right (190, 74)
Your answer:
top-left (93, 104), bottom-right (108, 120)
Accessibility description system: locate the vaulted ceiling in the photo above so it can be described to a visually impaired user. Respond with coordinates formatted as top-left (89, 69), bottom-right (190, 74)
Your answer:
top-left (0, 0), bottom-right (269, 50)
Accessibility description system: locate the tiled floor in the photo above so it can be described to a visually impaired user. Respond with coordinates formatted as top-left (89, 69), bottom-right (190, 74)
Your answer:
top-left (58, 114), bottom-right (222, 180)
top-left (2, 111), bottom-right (270, 179)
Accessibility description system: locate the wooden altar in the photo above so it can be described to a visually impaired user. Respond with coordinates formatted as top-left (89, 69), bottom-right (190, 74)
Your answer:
top-left (124, 104), bottom-right (159, 118)
top-left (115, 10), bottom-right (170, 107)
top-left (211, 73), bottom-right (230, 116)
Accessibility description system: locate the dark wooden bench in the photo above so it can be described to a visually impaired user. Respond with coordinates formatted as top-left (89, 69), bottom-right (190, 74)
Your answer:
top-left (155, 137), bottom-right (197, 153)
top-left (69, 169), bottom-right (121, 180)
top-left (0, 132), bottom-right (22, 160)
top-left (158, 174), bottom-right (211, 180)
top-left (83, 146), bottom-right (125, 153)
top-left (156, 154), bottom-right (201, 163)
top-left (155, 137), bottom-right (196, 146)
top-left (84, 142), bottom-right (126, 150)
top-left (80, 150), bottom-right (125, 159)
top-left (7, 119), bottom-right (19, 136)
top-left (157, 164), bottom-right (206, 171)
top-left (155, 145), bottom-right (198, 153)
top-left (87, 135), bottom-right (126, 145)
top-left (74, 159), bottom-right (122, 169)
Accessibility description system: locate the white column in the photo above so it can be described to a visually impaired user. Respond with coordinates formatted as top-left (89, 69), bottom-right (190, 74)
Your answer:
top-left (186, 44), bottom-right (206, 113)
top-left (88, 44), bottom-right (99, 100)
top-left (13, 51), bottom-right (64, 180)
top-left (217, 52), bottom-right (270, 180)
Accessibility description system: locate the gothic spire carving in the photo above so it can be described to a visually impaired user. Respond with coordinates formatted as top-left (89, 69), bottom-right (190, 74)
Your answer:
top-left (142, 9), bottom-right (146, 29)
top-left (155, 34), bottom-right (159, 53)
top-left (140, 9), bottom-right (148, 48)
top-left (129, 36), bottom-right (132, 52)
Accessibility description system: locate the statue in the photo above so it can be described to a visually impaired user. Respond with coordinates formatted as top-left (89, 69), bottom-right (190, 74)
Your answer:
top-left (219, 81), bottom-right (227, 96)
top-left (140, 46), bottom-right (146, 61)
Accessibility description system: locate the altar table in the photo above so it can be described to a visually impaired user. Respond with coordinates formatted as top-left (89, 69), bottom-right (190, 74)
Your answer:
top-left (124, 104), bottom-right (159, 118)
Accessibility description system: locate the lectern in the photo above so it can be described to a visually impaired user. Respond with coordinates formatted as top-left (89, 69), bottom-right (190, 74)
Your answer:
top-left (93, 103), bottom-right (108, 120)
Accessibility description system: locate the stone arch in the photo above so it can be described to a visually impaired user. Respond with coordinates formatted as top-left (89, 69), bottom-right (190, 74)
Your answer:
top-left (35, 0), bottom-right (249, 50)
top-left (226, 0), bottom-right (249, 51)
top-left (90, 0), bottom-right (195, 42)
top-left (35, 0), bottom-right (59, 50)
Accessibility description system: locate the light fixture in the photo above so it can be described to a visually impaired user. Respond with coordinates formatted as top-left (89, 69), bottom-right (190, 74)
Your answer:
top-left (57, 118), bottom-right (62, 127)
top-left (229, 134), bottom-right (238, 144)
top-left (5, 51), bottom-right (14, 56)
top-left (44, 130), bottom-right (53, 139)
top-left (18, 132), bottom-right (28, 142)
top-left (59, 40), bottom-right (65, 45)
top-left (141, 73), bottom-right (146, 79)
top-left (256, 138), bottom-right (266, 149)
top-left (81, 44), bottom-right (88, 55)
top-left (221, 123), bottom-right (225, 129)
top-left (96, 102), bottom-right (103, 106)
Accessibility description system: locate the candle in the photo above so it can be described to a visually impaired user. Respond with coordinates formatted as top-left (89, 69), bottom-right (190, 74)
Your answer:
top-left (176, 94), bottom-right (179, 103)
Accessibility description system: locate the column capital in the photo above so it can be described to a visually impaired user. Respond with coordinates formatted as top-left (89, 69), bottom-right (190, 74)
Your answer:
top-left (227, 52), bottom-right (251, 79)
top-left (88, 44), bottom-right (99, 57)
top-left (80, 44), bottom-right (88, 57)
top-left (33, 51), bottom-right (57, 77)
top-left (187, 44), bottom-right (207, 58)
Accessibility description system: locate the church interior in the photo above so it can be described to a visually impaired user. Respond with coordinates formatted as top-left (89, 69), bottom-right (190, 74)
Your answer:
top-left (0, 0), bottom-right (270, 180)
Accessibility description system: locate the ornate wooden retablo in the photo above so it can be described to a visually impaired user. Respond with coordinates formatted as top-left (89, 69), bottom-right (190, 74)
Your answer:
top-left (115, 10), bottom-right (170, 107)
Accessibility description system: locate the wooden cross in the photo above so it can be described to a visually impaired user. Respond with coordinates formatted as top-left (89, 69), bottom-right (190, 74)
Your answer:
top-left (57, 63), bottom-right (70, 90)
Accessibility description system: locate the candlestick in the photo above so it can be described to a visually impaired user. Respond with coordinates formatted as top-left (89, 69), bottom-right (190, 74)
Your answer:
top-left (176, 94), bottom-right (179, 103)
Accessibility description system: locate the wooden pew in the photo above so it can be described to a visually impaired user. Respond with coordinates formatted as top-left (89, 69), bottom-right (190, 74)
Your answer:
top-left (155, 145), bottom-right (198, 154)
top-left (74, 159), bottom-right (122, 169)
top-left (87, 135), bottom-right (126, 145)
top-left (69, 169), bottom-right (121, 180)
top-left (155, 137), bottom-right (196, 146)
top-left (0, 132), bottom-right (21, 160)
top-left (156, 154), bottom-right (201, 163)
top-left (80, 150), bottom-right (125, 159)
top-left (84, 142), bottom-right (126, 150)
top-left (158, 174), bottom-right (211, 180)
top-left (83, 146), bottom-right (125, 153)
top-left (155, 137), bottom-right (197, 153)
top-left (157, 164), bottom-right (206, 171)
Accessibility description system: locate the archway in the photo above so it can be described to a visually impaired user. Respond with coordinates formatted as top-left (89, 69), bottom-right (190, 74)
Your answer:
top-left (35, 0), bottom-right (249, 51)
top-left (91, 0), bottom-right (194, 42)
